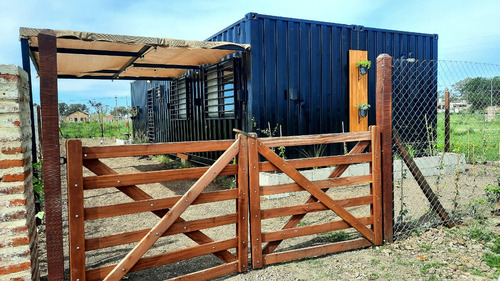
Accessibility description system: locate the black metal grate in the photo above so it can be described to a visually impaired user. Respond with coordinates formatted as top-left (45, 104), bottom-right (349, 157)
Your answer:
top-left (170, 78), bottom-right (190, 120)
top-left (204, 60), bottom-right (235, 119)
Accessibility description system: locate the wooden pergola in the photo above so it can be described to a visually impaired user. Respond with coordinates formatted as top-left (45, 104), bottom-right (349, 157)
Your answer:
top-left (19, 28), bottom-right (249, 280)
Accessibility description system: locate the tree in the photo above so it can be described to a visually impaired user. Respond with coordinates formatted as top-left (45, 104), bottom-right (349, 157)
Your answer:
top-left (58, 102), bottom-right (69, 116)
top-left (111, 106), bottom-right (128, 117)
top-left (453, 76), bottom-right (500, 111)
top-left (67, 103), bottom-right (89, 115)
top-left (88, 100), bottom-right (109, 137)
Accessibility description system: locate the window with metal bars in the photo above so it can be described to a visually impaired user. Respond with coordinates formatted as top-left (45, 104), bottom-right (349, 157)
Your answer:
top-left (204, 61), bottom-right (235, 119)
top-left (170, 78), bottom-right (189, 120)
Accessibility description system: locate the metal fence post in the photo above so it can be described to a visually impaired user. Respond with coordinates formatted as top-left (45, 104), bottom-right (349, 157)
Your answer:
top-left (375, 54), bottom-right (393, 243)
top-left (38, 29), bottom-right (65, 280)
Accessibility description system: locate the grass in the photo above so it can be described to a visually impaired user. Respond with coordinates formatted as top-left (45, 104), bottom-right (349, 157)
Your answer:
top-left (436, 111), bottom-right (500, 162)
top-left (60, 120), bottom-right (131, 139)
top-left (319, 230), bottom-right (350, 243)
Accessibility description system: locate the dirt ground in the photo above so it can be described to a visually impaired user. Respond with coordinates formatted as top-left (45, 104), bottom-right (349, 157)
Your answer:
top-left (37, 138), bottom-right (499, 280)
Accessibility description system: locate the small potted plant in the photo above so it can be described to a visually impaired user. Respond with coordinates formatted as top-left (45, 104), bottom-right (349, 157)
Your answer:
top-left (355, 102), bottom-right (370, 118)
top-left (356, 60), bottom-right (371, 75)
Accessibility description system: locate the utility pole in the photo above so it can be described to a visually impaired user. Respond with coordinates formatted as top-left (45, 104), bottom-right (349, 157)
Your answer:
top-left (115, 95), bottom-right (119, 136)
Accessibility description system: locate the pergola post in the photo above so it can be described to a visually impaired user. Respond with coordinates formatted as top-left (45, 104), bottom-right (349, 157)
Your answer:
top-left (38, 29), bottom-right (64, 280)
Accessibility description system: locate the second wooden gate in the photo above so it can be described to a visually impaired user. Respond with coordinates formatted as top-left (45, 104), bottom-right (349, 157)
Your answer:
top-left (247, 126), bottom-right (382, 267)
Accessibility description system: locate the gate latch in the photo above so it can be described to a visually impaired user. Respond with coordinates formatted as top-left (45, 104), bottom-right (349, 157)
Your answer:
top-left (233, 129), bottom-right (257, 139)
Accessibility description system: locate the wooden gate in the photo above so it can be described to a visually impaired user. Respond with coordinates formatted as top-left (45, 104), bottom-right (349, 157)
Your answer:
top-left (247, 126), bottom-right (382, 267)
top-left (66, 127), bottom-right (383, 280)
top-left (66, 135), bottom-right (249, 281)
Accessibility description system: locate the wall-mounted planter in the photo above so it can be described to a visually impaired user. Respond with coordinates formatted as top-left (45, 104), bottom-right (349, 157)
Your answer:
top-left (358, 108), bottom-right (368, 117)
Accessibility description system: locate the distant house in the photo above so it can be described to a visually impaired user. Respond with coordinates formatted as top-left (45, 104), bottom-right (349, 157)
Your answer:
top-left (62, 111), bottom-right (89, 122)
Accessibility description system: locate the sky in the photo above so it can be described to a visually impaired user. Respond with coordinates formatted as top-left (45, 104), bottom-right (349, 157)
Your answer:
top-left (1, 0), bottom-right (500, 108)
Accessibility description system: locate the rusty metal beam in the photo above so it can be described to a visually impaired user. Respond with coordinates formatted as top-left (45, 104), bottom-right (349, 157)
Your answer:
top-left (38, 29), bottom-right (64, 280)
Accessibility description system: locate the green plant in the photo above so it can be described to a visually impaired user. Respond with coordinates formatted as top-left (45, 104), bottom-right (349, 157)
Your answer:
top-left (421, 244), bottom-right (432, 251)
top-left (320, 230), bottom-right (349, 242)
top-left (356, 60), bottom-right (372, 69)
top-left (354, 102), bottom-right (371, 111)
top-left (421, 262), bottom-right (447, 274)
top-left (299, 144), bottom-right (327, 159)
top-left (32, 162), bottom-right (44, 221)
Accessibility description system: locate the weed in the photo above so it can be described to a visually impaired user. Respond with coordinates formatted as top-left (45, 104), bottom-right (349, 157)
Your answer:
top-left (32, 162), bottom-right (44, 222)
top-left (396, 258), bottom-right (415, 266)
top-left (214, 176), bottom-right (236, 189)
top-left (371, 259), bottom-right (381, 265)
top-left (483, 253), bottom-right (500, 269)
top-left (467, 227), bottom-right (495, 242)
top-left (421, 244), bottom-right (432, 251)
top-left (368, 272), bottom-right (379, 280)
top-left (320, 230), bottom-right (350, 243)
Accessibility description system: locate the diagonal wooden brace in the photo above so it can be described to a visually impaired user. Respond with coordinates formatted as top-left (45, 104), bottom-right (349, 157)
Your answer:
top-left (83, 159), bottom-right (237, 263)
top-left (257, 141), bottom-right (375, 243)
top-left (103, 138), bottom-right (240, 280)
top-left (263, 141), bottom-right (370, 254)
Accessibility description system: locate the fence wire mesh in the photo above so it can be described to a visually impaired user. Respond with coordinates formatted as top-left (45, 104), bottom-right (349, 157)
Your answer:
top-left (391, 59), bottom-right (500, 239)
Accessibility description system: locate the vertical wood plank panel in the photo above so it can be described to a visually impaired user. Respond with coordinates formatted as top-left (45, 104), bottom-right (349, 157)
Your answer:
top-left (375, 54), bottom-right (394, 242)
top-left (370, 126), bottom-right (383, 245)
top-left (66, 140), bottom-right (86, 280)
top-left (237, 135), bottom-right (249, 271)
top-left (349, 50), bottom-right (369, 132)
top-left (248, 137), bottom-right (263, 268)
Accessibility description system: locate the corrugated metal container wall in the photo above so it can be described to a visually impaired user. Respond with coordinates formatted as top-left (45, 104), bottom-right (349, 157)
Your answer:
top-left (207, 13), bottom-right (438, 144)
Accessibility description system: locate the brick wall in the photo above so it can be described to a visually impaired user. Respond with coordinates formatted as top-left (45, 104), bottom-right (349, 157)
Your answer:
top-left (0, 65), bottom-right (39, 280)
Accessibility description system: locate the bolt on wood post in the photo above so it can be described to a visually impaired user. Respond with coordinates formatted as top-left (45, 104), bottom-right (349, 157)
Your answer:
top-left (38, 29), bottom-right (65, 280)
top-left (444, 89), bottom-right (450, 152)
top-left (375, 54), bottom-right (394, 243)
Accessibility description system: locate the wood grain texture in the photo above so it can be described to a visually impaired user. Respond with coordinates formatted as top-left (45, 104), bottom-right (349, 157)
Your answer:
top-left (257, 141), bottom-right (375, 242)
top-left (236, 134), bottom-right (250, 271)
top-left (260, 196), bottom-right (372, 220)
top-left (349, 50), bottom-right (369, 132)
top-left (260, 175), bottom-right (372, 196)
top-left (104, 138), bottom-right (240, 280)
top-left (83, 164), bottom-right (238, 189)
top-left (259, 131), bottom-right (371, 147)
top-left (166, 262), bottom-right (239, 281)
top-left (263, 140), bottom-right (372, 255)
top-left (376, 54), bottom-right (394, 242)
top-left (262, 216), bottom-right (372, 242)
top-left (83, 159), bottom-right (236, 263)
top-left (85, 214), bottom-right (238, 250)
top-left (86, 238), bottom-right (238, 280)
top-left (370, 126), bottom-right (383, 245)
top-left (263, 238), bottom-right (372, 266)
top-left (66, 140), bottom-right (86, 281)
top-left (82, 139), bottom-right (234, 159)
top-left (258, 153), bottom-right (371, 173)
top-left (248, 137), bottom-right (263, 269)
top-left (84, 189), bottom-right (237, 220)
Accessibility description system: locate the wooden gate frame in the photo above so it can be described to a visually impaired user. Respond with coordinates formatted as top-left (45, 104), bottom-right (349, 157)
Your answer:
top-left (247, 127), bottom-right (383, 267)
top-left (66, 135), bottom-right (249, 281)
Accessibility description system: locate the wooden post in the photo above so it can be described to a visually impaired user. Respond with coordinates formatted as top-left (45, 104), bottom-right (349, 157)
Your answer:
top-left (248, 136), bottom-right (262, 268)
top-left (349, 50), bottom-right (369, 132)
top-left (38, 29), bottom-right (65, 280)
top-left (66, 140), bottom-right (86, 281)
top-left (236, 135), bottom-right (249, 272)
top-left (370, 126), bottom-right (383, 245)
top-left (375, 54), bottom-right (394, 243)
top-left (394, 133), bottom-right (454, 227)
top-left (444, 89), bottom-right (450, 152)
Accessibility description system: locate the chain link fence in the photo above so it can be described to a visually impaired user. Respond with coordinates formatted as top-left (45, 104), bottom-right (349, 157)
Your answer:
top-left (391, 59), bottom-right (500, 239)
